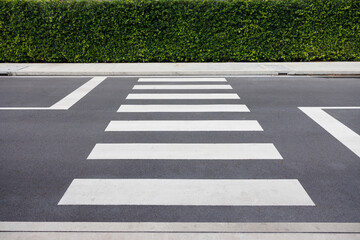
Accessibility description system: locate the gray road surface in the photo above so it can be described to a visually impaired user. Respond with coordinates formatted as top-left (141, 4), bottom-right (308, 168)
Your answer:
top-left (0, 76), bottom-right (359, 223)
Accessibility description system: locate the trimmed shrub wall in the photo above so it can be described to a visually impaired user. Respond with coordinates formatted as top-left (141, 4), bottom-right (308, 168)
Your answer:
top-left (0, 0), bottom-right (359, 62)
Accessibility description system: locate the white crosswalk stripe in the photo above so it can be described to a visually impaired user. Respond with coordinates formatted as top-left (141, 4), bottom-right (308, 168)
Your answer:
top-left (138, 78), bottom-right (227, 82)
top-left (126, 93), bottom-right (240, 99)
top-left (59, 77), bottom-right (314, 207)
top-left (105, 120), bottom-right (263, 131)
top-left (87, 143), bottom-right (282, 160)
top-left (117, 104), bottom-right (250, 112)
top-left (133, 85), bottom-right (233, 90)
top-left (59, 179), bottom-right (314, 206)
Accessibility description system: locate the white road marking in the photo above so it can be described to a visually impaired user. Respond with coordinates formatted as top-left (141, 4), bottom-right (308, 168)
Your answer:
top-left (105, 120), bottom-right (263, 131)
top-left (1, 222), bottom-right (359, 233)
top-left (2, 233), bottom-right (359, 240)
top-left (321, 107), bottom-right (360, 110)
top-left (299, 107), bottom-right (360, 158)
top-left (118, 104), bottom-right (250, 112)
top-left (0, 77), bottom-right (106, 110)
top-left (133, 85), bottom-right (232, 89)
top-left (49, 77), bottom-right (106, 110)
top-left (87, 143), bottom-right (283, 160)
top-left (58, 179), bottom-right (313, 206)
top-left (126, 93), bottom-right (240, 99)
top-left (138, 78), bottom-right (227, 82)
top-left (0, 107), bottom-right (52, 110)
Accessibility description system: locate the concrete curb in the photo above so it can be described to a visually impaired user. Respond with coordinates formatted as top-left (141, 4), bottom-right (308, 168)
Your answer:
top-left (1, 62), bottom-right (360, 76)
top-left (8, 71), bottom-right (281, 76)
top-left (8, 72), bottom-right (360, 76)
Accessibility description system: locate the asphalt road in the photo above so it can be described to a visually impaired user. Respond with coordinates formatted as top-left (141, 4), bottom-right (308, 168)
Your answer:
top-left (0, 76), bottom-right (359, 223)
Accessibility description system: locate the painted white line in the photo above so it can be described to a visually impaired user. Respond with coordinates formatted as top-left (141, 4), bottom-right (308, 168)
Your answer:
top-left (133, 85), bottom-right (232, 90)
top-left (49, 77), bottom-right (106, 110)
top-left (58, 179), bottom-right (313, 206)
top-left (322, 107), bottom-right (360, 110)
top-left (126, 93), bottom-right (240, 99)
top-left (1, 222), bottom-right (359, 233)
top-left (0, 107), bottom-right (52, 110)
top-left (118, 104), bottom-right (250, 112)
top-left (87, 143), bottom-right (283, 160)
top-left (105, 120), bottom-right (263, 131)
top-left (1, 233), bottom-right (359, 240)
top-left (299, 107), bottom-right (360, 158)
top-left (0, 77), bottom-right (106, 110)
top-left (138, 78), bottom-right (227, 82)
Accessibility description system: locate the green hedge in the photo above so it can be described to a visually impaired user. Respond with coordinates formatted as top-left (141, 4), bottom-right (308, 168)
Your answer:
top-left (0, 0), bottom-right (359, 62)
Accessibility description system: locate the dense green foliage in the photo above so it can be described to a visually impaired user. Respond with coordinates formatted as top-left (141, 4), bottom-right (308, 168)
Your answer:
top-left (0, 0), bottom-right (359, 62)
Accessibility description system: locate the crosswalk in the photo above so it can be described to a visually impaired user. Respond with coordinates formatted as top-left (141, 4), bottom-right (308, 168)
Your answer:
top-left (59, 77), bottom-right (314, 207)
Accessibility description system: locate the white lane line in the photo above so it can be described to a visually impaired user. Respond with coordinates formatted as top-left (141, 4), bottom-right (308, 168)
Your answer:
top-left (2, 233), bottom-right (359, 240)
top-left (322, 107), bottom-right (360, 110)
top-left (299, 107), bottom-right (360, 158)
top-left (118, 104), bottom-right (250, 112)
top-left (49, 77), bottom-right (107, 110)
top-left (87, 143), bottom-right (283, 160)
top-left (0, 107), bottom-right (52, 110)
top-left (1, 222), bottom-right (359, 233)
top-left (58, 179), bottom-right (314, 206)
top-left (133, 85), bottom-right (232, 90)
top-left (138, 78), bottom-right (227, 82)
top-left (105, 120), bottom-right (263, 131)
top-left (0, 77), bottom-right (106, 110)
top-left (126, 93), bottom-right (240, 99)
